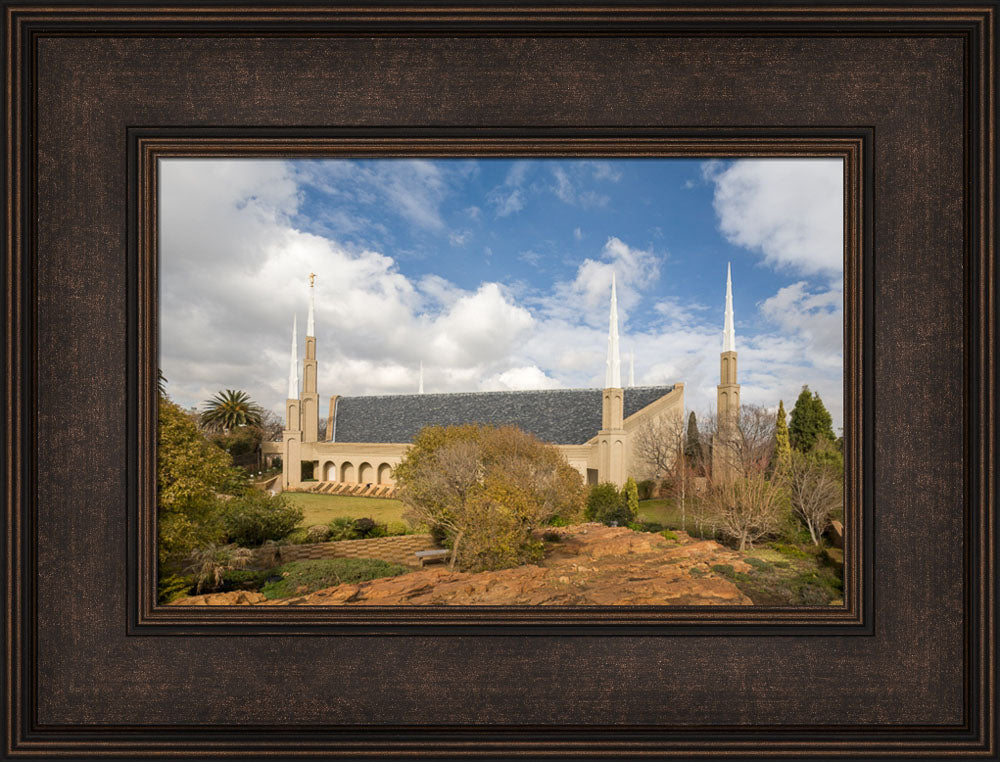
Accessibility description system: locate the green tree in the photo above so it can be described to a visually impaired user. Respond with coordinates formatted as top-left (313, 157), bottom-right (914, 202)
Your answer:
top-left (200, 389), bottom-right (263, 434)
top-left (774, 400), bottom-right (791, 473)
top-left (395, 424), bottom-right (586, 571)
top-left (624, 476), bottom-right (639, 517)
top-left (585, 482), bottom-right (633, 526)
top-left (684, 411), bottom-right (703, 468)
top-left (158, 397), bottom-right (243, 565)
top-left (788, 386), bottom-right (835, 453)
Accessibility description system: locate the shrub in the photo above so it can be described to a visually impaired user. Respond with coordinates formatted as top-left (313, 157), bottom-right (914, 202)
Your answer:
top-left (328, 517), bottom-right (359, 541)
top-left (220, 490), bottom-right (303, 547)
top-left (184, 543), bottom-right (253, 593)
top-left (585, 482), bottom-right (634, 526)
top-left (772, 542), bottom-right (810, 560)
top-left (282, 528), bottom-right (310, 545)
top-left (260, 558), bottom-right (410, 599)
top-left (711, 563), bottom-right (736, 578)
top-left (546, 514), bottom-right (571, 527)
top-left (157, 573), bottom-right (193, 603)
top-left (637, 479), bottom-right (655, 500)
top-left (660, 529), bottom-right (679, 542)
top-left (218, 568), bottom-right (274, 591)
top-left (395, 424), bottom-right (587, 571)
top-left (624, 476), bottom-right (639, 516)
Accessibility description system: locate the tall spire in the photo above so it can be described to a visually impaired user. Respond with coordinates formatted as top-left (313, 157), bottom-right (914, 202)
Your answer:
top-left (418, 361), bottom-right (424, 394)
top-left (723, 262), bottom-right (736, 352)
top-left (605, 272), bottom-right (622, 388)
top-left (306, 272), bottom-right (316, 336)
top-left (287, 314), bottom-right (298, 399)
top-left (628, 348), bottom-right (635, 387)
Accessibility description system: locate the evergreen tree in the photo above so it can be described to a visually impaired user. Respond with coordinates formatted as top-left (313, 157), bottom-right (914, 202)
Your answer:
top-left (624, 476), bottom-right (639, 518)
top-left (788, 386), bottom-right (836, 453)
top-left (684, 411), bottom-right (702, 465)
top-left (774, 400), bottom-right (791, 470)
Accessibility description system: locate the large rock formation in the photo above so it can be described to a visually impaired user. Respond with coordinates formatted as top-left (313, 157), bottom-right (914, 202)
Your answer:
top-left (172, 524), bottom-right (755, 606)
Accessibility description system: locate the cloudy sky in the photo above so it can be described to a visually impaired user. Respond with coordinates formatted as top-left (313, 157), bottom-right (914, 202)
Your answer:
top-left (159, 157), bottom-right (844, 431)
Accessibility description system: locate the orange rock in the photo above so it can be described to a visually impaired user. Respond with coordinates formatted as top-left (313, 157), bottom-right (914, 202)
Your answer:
top-left (172, 524), bottom-right (757, 607)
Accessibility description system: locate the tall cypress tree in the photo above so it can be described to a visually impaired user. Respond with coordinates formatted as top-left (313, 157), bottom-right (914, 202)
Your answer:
top-left (684, 411), bottom-right (701, 465)
top-left (774, 399), bottom-right (791, 470)
top-left (789, 386), bottom-right (836, 452)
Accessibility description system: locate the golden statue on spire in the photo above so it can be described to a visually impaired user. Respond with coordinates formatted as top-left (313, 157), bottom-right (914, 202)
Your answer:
top-left (309, 272), bottom-right (316, 287)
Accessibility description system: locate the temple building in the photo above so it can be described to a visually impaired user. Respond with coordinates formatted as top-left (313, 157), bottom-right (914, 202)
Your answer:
top-left (712, 263), bottom-right (741, 480)
top-left (263, 268), bottom-right (740, 493)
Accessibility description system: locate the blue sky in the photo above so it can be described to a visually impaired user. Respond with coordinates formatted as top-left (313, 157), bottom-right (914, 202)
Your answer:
top-left (159, 157), bottom-right (844, 429)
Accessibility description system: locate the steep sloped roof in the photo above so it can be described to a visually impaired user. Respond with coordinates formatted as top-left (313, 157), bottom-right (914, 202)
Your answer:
top-left (330, 385), bottom-right (675, 445)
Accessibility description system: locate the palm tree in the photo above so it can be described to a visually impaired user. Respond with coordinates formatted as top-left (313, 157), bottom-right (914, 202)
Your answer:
top-left (200, 389), bottom-right (263, 433)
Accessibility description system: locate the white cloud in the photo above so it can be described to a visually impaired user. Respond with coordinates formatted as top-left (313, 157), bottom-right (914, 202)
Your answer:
top-left (707, 159), bottom-right (843, 275)
top-left (160, 159), bottom-right (843, 431)
top-left (482, 365), bottom-right (562, 391)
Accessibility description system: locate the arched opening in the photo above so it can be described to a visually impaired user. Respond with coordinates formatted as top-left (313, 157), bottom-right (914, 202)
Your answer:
top-left (340, 461), bottom-right (355, 483)
top-left (323, 460), bottom-right (337, 481)
top-left (358, 462), bottom-right (374, 484)
top-left (377, 463), bottom-right (394, 485)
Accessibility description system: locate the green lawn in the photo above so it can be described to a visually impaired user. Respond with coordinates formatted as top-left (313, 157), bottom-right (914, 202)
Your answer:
top-left (637, 498), bottom-right (700, 530)
top-left (283, 493), bottom-right (407, 527)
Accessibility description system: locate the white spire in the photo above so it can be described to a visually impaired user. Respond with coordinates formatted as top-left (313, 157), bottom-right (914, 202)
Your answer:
top-left (723, 262), bottom-right (736, 352)
top-left (306, 273), bottom-right (316, 336)
top-left (629, 348), bottom-right (635, 387)
top-left (287, 314), bottom-right (299, 399)
top-left (418, 361), bottom-right (424, 394)
top-left (605, 272), bottom-right (622, 388)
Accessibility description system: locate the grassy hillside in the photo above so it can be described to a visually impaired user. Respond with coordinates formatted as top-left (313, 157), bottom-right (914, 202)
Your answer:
top-left (283, 493), bottom-right (407, 527)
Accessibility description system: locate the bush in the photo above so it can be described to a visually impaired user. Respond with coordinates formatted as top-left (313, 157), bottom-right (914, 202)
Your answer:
top-left (260, 558), bottom-right (410, 599)
top-left (546, 514), bottom-right (571, 527)
top-left (157, 573), bottom-right (193, 603)
top-left (282, 528), bottom-right (310, 545)
top-left (395, 424), bottom-right (587, 572)
top-left (660, 529), bottom-right (679, 542)
top-left (220, 490), bottom-right (303, 547)
top-left (711, 563), bottom-right (736, 578)
top-left (184, 543), bottom-right (253, 593)
top-left (585, 482), bottom-right (634, 526)
top-left (637, 479), bottom-right (655, 500)
top-left (624, 476), bottom-right (639, 516)
top-left (218, 568), bottom-right (274, 591)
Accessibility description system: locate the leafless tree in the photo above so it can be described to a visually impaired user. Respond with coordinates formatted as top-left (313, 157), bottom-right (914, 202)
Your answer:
top-left (787, 451), bottom-right (842, 544)
top-left (632, 413), bottom-right (695, 530)
top-left (700, 403), bottom-right (777, 478)
top-left (258, 409), bottom-right (284, 442)
top-left (700, 458), bottom-right (786, 551)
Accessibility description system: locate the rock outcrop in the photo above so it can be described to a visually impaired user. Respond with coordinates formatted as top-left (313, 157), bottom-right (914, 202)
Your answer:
top-left (171, 524), bottom-right (754, 606)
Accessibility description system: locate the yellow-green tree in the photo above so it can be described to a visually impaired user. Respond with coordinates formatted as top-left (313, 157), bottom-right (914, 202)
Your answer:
top-left (394, 424), bottom-right (587, 571)
top-left (158, 397), bottom-right (241, 564)
top-left (774, 400), bottom-right (791, 474)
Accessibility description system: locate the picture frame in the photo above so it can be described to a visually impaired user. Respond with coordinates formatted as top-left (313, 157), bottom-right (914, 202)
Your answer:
top-left (3, 3), bottom-right (995, 759)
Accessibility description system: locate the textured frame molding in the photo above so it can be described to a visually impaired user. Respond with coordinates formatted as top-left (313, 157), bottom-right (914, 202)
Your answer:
top-left (3, 3), bottom-right (996, 759)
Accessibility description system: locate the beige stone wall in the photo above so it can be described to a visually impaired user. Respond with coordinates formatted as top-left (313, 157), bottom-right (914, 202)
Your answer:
top-left (271, 534), bottom-right (437, 568)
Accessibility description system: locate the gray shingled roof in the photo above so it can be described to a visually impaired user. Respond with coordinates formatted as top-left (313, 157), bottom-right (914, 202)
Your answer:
top-left (330, 385), bottom-right (675, 445)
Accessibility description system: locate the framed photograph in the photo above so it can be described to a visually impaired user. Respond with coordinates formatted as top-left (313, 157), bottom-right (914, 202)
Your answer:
top-left (4, 3), bottom-right (995, 759)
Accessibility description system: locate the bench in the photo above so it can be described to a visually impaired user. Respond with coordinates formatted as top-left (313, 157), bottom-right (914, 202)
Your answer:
top-left (414, 549), bottom-right (451, 567)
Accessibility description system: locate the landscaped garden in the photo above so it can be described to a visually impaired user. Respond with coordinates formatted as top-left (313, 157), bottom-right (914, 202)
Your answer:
top-left (158, 384), bottom-right (845, 608)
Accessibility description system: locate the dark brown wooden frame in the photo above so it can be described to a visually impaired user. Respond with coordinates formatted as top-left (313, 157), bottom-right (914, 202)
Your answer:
top-left (3, 3), bottom-right (996, 759)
